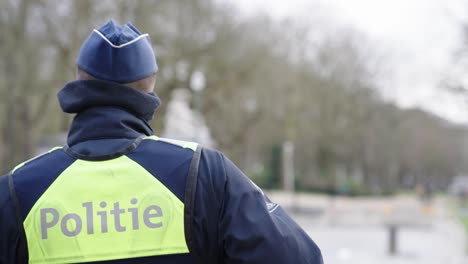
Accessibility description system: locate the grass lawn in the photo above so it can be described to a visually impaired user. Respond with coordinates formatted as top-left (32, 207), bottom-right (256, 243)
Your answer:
top-left (461, 215), bottom-right (468, 232)
top-left (453, 198), bottom-right (468, 253)
top-left (443, 194), bottom-right (468, 233)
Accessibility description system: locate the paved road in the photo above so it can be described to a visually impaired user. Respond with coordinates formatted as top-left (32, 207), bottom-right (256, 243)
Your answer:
top-left (300, 219), bottom-right (466, 264)
top-left (268, 192), bottom-right (468, 264)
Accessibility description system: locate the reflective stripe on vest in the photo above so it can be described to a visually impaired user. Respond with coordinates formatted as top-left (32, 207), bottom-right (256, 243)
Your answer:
top-left (23, 154), bottom-right (189, 263)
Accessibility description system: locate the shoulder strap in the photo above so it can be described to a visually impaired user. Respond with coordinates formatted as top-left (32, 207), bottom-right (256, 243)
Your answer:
top-left (8, 174), bottom-right (28, 264)
top-left (184, 146), bottom-right (202, 264)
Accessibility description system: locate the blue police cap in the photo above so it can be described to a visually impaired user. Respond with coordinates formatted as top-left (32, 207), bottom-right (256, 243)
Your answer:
top-left (76, 20), bottom-right (158, 83)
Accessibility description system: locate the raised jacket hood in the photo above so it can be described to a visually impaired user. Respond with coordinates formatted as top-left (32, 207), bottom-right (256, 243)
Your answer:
top-left (57, 80), bottom-right (161, 156)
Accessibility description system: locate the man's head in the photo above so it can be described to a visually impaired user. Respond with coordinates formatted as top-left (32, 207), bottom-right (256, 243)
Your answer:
top-left (76, 20), bottom-right (158, 93)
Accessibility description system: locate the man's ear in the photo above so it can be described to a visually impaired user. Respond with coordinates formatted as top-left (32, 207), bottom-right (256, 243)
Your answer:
top-left (126, 74), bottom-right (156, 93)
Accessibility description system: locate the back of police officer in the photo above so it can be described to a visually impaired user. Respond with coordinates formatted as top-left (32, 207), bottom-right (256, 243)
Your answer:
top-left (0, 20), bottom-right (323, 264)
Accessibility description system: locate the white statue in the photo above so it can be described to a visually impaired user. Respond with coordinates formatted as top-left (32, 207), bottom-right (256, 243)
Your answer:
top-left (162, 88), bottom-right (215, 148)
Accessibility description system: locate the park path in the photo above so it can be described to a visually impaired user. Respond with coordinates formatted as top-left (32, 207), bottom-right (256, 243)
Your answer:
top-left (267, 192), bottom-right (468, 264)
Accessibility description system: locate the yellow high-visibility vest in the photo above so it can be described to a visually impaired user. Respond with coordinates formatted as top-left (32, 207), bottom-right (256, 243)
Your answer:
top-left (23, 137), bottom-right (196, 263)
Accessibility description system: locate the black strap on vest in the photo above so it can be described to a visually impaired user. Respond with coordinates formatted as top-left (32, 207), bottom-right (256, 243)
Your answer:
top-left (184, 146), bottom-right (202, 264)
top-left (8, 174), bottom-right (28, 264)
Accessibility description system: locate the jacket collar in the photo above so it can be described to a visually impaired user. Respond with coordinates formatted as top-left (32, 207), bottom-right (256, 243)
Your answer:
top-left (57, 80), bottom-right (161, 146)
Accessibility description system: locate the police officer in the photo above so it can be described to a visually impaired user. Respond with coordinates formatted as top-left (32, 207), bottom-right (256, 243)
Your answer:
top-left (0, 20), bottom-right (323, 264)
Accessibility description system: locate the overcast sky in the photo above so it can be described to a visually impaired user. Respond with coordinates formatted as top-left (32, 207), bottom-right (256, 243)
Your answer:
top-left (227, 0), bottom-right (468, 124)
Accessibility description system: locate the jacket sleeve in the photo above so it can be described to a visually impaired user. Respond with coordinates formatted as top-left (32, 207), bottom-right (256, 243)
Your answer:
top-left (0, 175), bottom-right (21, 263)
top-left (191, 148), bottom-right (323, 264)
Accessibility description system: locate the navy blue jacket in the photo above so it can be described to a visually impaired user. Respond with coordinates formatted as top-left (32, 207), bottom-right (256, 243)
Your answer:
top-left (0, 80), bottom-right (322, 263)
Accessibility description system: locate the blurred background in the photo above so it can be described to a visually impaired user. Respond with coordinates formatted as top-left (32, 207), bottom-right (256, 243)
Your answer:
top-left (2, 0), bottom-right (468, 263)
